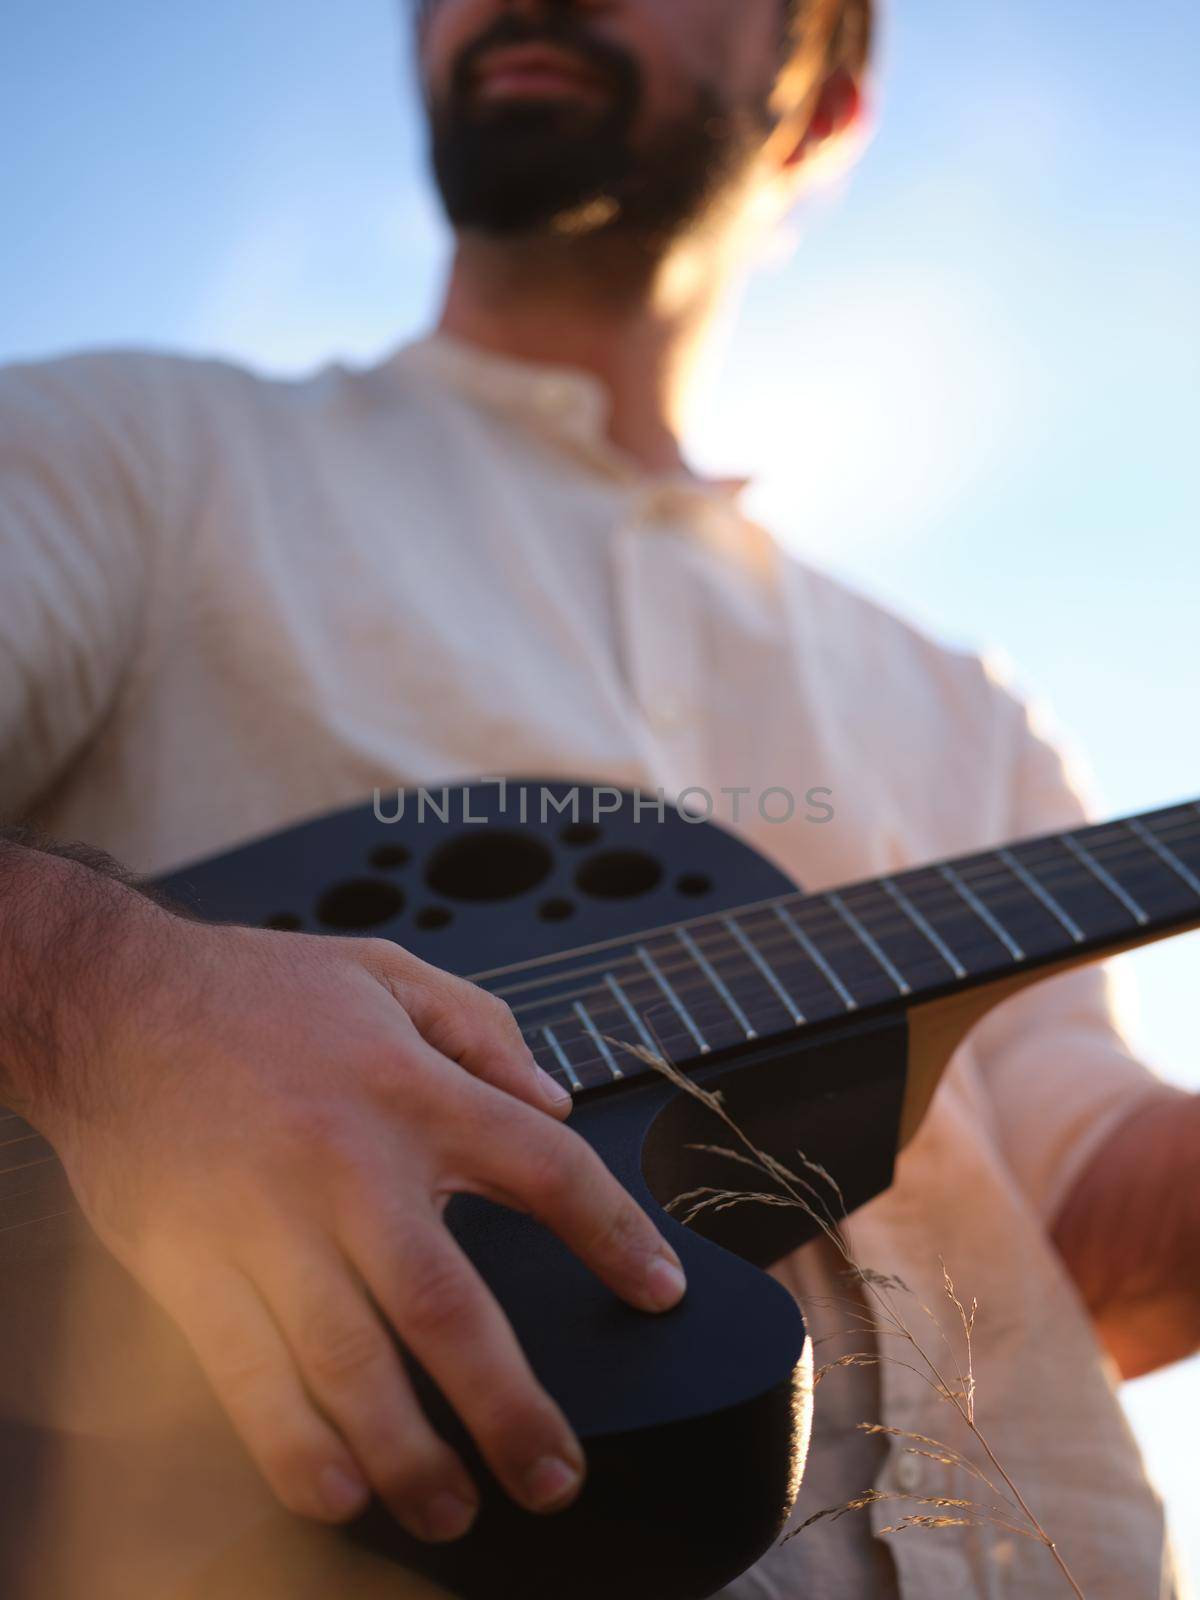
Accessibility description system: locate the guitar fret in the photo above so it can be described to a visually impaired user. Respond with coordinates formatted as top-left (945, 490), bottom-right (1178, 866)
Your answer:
top-left (1153, 810), bottom-right (1200, 875)
top-left (938, 863), bottom-right (1026, 961)
top-left (774, 905), bottom-right (858, 1012)
top-left (996, 848), bottom-right (1085, 944)
top-left (702, 917), bottom-right (847, 1029)
top-left (825, 892), bottom-right (911, 996)
top-left (881, 878), bottom-right (967, 980)
top-left (604, 973), bottom-right (660, 1057)
top-left (573, 1001), bottom-right (624, 1080)
top-left (1128, 817), bottom-right (1200, 898)
top-left (1061, 833), bottom-right (1149, 926)
top-left (675, 928), bottom-right (757, 1040)
top-left (541, 1025), bottom-right (583, 1092)
top-left (870, 869), bottom-right (1016, 977)
top-left (723, 916), bottom-right (806, 1025)
top-left (637, 945), bottom-right (710, 1055)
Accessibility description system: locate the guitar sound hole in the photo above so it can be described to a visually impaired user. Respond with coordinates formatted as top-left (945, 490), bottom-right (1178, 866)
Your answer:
top-left (316, 879), bottom-right (405, 930)
top-left (677, 873), bottom-right (713, 897)
top-left (416, 906), bottom-right (453, 931)
top-left (539, 897), bottom-right (575, 922)
top-left (425, 831), bottom-right (553, 902)
top-left (561, 822), bottom-right (602, 847)
top-left (370, 843), bottom-right (411, 870)
top-left (576, 850), bottom-right (663, 900)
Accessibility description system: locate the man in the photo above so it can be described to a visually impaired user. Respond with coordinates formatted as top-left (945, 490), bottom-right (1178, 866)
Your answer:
top-left (0, 0), bottom-right (1195, 1595)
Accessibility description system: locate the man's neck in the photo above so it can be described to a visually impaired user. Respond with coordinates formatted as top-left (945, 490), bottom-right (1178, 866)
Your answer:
top-left (438, 232), bottom-right (729, 478)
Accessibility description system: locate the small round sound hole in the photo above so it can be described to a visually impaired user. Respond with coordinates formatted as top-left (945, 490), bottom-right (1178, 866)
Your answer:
top-left (425, 831), bottom-right (553, 903)
top-left (576, 851), bottom-right (663, 901)
top-left (677, 873), bottom-right (713, 898)
top-left (561, 822), bottom-right (602, 847)
top-left (539, 897), bottom-right (575, 922)
top-left (416, 906), bottom-right (453, 932)
top-left (370, 843), bottom-right (411, 870)
top-left (316, 879), bottom-right (405, 930)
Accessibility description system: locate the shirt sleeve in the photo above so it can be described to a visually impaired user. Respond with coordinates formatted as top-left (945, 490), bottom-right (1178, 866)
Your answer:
top-left (0, 352), bottom-right (164, 821)
top-left (966, 683), bottom-right (1168, 1226)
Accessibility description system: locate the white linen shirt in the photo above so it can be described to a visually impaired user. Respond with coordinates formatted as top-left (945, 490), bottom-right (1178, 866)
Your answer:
top-left (0, 333), bottom-right (1180, 1599)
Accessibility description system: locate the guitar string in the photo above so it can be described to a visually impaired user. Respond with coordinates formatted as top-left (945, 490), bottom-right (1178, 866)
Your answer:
top-left (0, 1165), bottom-right (70, 1202)
top-left (0, 1207), bottom-right (75, 1237)
top-left (516, 921), bottom-right (1200, 1083)
top-left (476, 811), bottom-right (1200, 996)
top-left (518, 938), bottom-right (992, 1029)
top-left (497, 864), bottom-right (1172, 1021)
top-left (506, 825), bottom-right (1200, 1075)
top-left (523, 887), bottom-right (1196, 1089)
top-left (519, 935), bottom-right (1100, 1078)
top-left (503, 868), bottom-right (1191, 1029)
top-left (0, 1131), bottom-right (41, 1150)
top-left (494, 816), bottom-right (1200, 1020)
top-left (0, 1154), bottom-right (60, 1178)
top-left (517, 862), bottom-right (1200, 1075)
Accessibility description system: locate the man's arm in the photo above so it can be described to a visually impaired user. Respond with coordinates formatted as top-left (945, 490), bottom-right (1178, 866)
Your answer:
top-left (0, 832), bottom-right (687, 1540)
top-left (967, 681), bottom-right (1197, 1378)
top-left (1051, 1084), bottom-right (1200, 1378)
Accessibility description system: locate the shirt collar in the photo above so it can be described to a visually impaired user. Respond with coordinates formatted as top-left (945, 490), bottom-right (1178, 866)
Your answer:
top-left (388, 330), bottom-right (751, 505)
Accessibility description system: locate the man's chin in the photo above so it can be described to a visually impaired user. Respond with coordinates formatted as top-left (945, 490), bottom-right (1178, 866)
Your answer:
top-left (442, 191), bottom-right (623, 240)
top-left (431, 121), bottom-right (633, 238)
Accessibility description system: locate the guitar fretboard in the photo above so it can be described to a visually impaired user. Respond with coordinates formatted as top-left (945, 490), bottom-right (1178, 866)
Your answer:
top-left (482, 801), bottom-right (1200, 1093)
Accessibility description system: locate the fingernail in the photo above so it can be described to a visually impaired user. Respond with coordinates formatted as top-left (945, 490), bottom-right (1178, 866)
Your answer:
top-left (320, 1464), bottom-right (369, 1520)
top-left (420, 1491), bottom-right (477, 1542)
top-left (524, 1454), bottom-right (581, 1511)
top-left (537, 1065), bottom-right (572, 1107)
top-left (644, 1253), bottom-right (687, 1311)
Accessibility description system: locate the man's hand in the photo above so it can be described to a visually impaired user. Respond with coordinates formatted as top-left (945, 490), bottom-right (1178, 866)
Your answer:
top-left (1051, 1085), bottom-right (1200, 1379)
top-left (2, 845), bottom-right (686, 1546)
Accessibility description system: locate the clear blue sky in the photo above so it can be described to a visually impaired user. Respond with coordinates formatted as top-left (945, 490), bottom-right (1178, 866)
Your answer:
top-left (3, 0), bottom-right (1198, 1582)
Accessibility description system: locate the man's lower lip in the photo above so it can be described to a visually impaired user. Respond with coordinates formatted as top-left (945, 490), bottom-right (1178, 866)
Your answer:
top-left (474, 69), bottom-right (605, 102)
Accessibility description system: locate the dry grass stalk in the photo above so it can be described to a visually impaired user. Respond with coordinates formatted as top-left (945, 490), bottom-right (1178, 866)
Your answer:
top-left (606, 1035), bottom-right (1086, 1600)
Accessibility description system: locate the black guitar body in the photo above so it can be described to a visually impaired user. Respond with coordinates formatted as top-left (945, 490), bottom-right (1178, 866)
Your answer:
top-left (0, 784), bottom-right (910, 1600)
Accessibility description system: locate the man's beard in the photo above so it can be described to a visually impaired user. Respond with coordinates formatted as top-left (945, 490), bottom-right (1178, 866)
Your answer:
top-left (427, 14), bottom-right (771, 243)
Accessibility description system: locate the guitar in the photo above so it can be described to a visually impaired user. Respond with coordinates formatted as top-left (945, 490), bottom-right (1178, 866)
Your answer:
top-left (2, 780), bottom-right (1197, 1600)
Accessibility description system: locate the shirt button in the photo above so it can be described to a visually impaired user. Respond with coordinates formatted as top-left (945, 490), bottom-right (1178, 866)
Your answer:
top-left (536, 378), bottom-right (577, 414)
top-left (895, 1454), bottom-right (922, 1493)
top-left (651, 695), bottom-right (687, 734)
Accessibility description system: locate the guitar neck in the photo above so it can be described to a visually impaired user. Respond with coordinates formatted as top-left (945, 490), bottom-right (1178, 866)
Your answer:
top-left (506, 800), bottom-right (1200, 1095)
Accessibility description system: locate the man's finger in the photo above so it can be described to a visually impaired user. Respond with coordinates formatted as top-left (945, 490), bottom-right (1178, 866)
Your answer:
top-left (247, 1227), bottom-right (481, 1544)
top-left (357, 939), bottom-right (572, 1119)
top-left (445, 1087), bottom-right (688, 1318)
top-left (151, 1253), bottom-right (371, 1527)
top-left (345, 1204), bottom-right (587, 1517)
